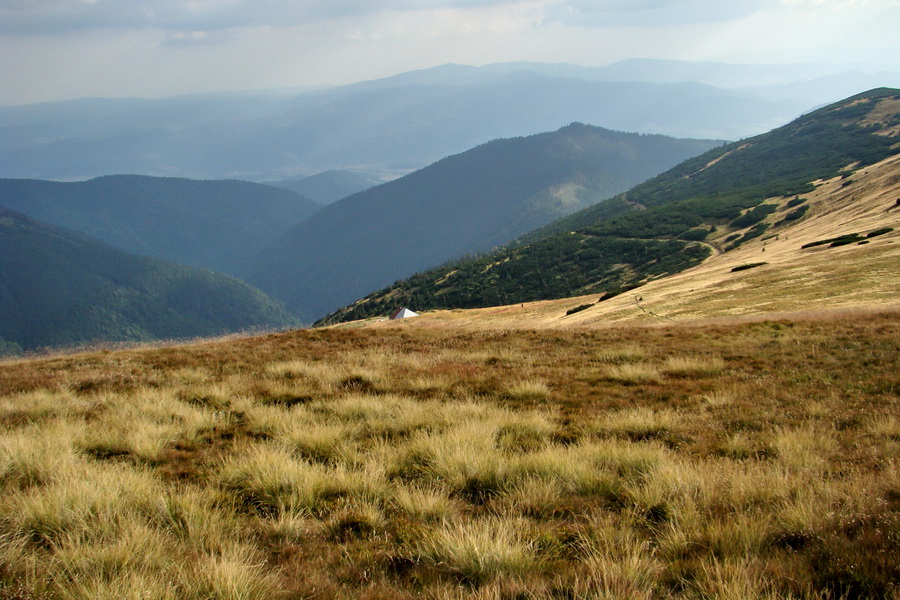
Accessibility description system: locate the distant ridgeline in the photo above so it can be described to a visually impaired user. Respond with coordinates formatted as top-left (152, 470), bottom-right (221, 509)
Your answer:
top-left (320, 88), bottom-right (900, 325)
top-left (0, 175), bottom-right (319, 277)
top-left (0, 207), bottom-right (297, 353)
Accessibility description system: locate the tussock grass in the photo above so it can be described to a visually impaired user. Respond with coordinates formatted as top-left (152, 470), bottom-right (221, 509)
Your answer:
top-left (256, 512), bottom-right (323, 545)
top-left (4, 463), bottom-right (164, 552)
top-left (50, 520), bottom-right (174, 585)
top-left (323, 393), bottom-right (437, 439)
top-left (177, 381), bottom-right (235, 410)
top-left (577, 516), bottom-right (661, 599)
top-left (603, 363), bottom-right (663, 384)
top-left (1, 423), bottom-right (80, 489)
top-left (494, 410), bottom-right (557, 452)
top-left (771, 425), bottom-right (838, 472)
top-left (690, 559), bottom-right (778, 600)
top-left (217, 443), bottom-right (382, 515)
top-left (0, 312), bottom-right (897, 597)
top-left (497, 477), bottom-right (566, 518)
top-left (0, 389), bottom-right (95, 426)
top-left (280, 420), bottom-right (355, 463)
top-left (59, 571), bottom-right (180, 600)
top-left (416, 517), bottom-right (538, 584)
top-left (406, 373), bottom-right (455, 395)
top-left (153, 488), bottom-right (237, 554)
top-left (715, 432), bottom-right (760, 460)
top-left (593, 407), bottom-right (680, 441)
top-left (391, 485), bottom-right (459, 522)
top-left (867, 414), bottom-right (900, 440)
top-left (187, 544), bottom-right (277, 600)
top-left (327, 501), bottom-right (386, 541)
top-left (594, 345), bottom-right (648, 364)
top-left (503, 379), bottom-right (550, 401)
top-left (700, 384), bottom-right (744, 407)
top-left (804, 400), bottom-right (831, 419)
top-left (661, 355), bottom-right (726, 377)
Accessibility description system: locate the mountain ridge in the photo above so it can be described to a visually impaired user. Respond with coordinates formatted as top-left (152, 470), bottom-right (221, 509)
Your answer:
top-left (320, 87), bottom-right (900, 325)
top-left (4, 60), bottom-right (895, 181)
top-left (245, 122), bottom-right (723, 322)
top-left (0, 175), bottom-right (319, 276)
top-left (338, 150), bottom-right (900, 330)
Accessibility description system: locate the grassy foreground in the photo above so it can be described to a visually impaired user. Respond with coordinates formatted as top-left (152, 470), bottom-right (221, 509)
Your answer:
top-left (0, 310), bottom-right (898, 599)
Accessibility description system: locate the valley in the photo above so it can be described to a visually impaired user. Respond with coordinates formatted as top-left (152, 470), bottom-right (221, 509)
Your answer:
top-left (0, 72), bottom-right (898, 600)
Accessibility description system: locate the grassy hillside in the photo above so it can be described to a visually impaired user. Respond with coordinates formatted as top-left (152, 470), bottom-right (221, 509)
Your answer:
top-left (0, 207), bottom-right (297, 352)
top-left (340, 151), bottom-right (899, 332)
top-left (322, 88), bottom-right (900, 325)
top-left (0, 176), bottom-right (319, 277)
top-left (0, 309), bottom-right (897, 598)
top-left (247, 123), bottom-right (721, 322)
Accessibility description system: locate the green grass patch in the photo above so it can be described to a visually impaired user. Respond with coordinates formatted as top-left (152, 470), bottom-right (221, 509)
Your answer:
top-left (867, 227), bottom-right (893, 238)
top-left (566, 303), bottom-right (593, 316)
top-left (802, 233), bottom-right (865, 249)
top-left (731, 262), bottom-right (768, 272)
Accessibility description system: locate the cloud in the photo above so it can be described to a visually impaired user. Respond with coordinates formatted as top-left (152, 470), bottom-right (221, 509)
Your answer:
top-left (9, 0), bottom-right (862, 37)
top-left (0, 0), bottom-right (524, 34)
top-left (545, 0), bottom-right (777, 26)
top-left (160, 28), bottom-right (241, 48)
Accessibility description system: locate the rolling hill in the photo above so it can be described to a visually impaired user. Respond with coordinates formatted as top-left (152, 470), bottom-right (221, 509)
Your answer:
top-left (245, 123), bottom-right (722, 322)
top-left (322, 88), bottom-right (900, 325)
top-left (0, 207), bottom-right (297, 352)
top-left (0, 175), bottom-right (319, 276)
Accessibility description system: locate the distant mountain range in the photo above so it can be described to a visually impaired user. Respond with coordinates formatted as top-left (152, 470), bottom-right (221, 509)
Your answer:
top-left (0, 122), bottom-right (719, 347)
top-left (3, 75), bottom-right (899, 351)
top-left (267, 170), bottom-right (382, 205)
top-left (2, 60), bottom-right (896, 182)
top-left (245, 123), bottom-right (722, 321)
top-left (0, 206), bottom-right (296, 352)
top-left (0, 176), bottom-right (319, 276)
top-left (321, 87), bottom-right (900, 324)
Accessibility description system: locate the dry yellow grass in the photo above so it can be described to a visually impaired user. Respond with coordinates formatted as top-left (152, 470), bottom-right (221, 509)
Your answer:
top-left (1, 152), bottom-right (899, 598)
top-left (0, 309), bottom-right (897, 598)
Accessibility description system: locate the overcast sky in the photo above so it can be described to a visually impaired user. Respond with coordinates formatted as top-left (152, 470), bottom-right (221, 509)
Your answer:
top-left (2, 0), bottom-right (899, 106)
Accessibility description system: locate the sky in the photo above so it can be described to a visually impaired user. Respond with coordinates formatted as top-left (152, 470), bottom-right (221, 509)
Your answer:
top-left (2, 0), bottom-right (899, 106)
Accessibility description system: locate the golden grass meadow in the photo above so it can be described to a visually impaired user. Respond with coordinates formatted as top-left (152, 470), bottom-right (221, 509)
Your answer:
top-left (1, 309), bottom-right (898, 599)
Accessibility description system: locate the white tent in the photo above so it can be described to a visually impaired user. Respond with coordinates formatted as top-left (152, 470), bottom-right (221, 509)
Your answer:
top-left (390, 307), bottom-right (419, 320)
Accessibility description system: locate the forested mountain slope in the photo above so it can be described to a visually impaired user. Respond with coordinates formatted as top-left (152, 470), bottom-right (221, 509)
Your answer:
top-left (0, 176), bottom-right (319, 276)
top-left (322, 88), bottom-right (900, 324)
top-left (0, 207), bottom-right (296, 352)
top-left (246, 123), bottom-right (721, 321)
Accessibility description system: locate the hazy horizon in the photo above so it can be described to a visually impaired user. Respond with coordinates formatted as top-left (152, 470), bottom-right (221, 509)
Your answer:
top-left (3, 0), bottom-right (899, 107)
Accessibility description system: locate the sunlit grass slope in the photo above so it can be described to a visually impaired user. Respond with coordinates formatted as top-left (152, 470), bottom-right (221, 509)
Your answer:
top-left (1, 310), bottom-right (898, 598)
top-left (323, 88), bottom-right (900, 326)
top-left (351, 149), bottom-right (899, 331)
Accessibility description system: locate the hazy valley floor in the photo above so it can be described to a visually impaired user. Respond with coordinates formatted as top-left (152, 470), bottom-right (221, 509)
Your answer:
top-left (1, 307), bottom-right (898, 599)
